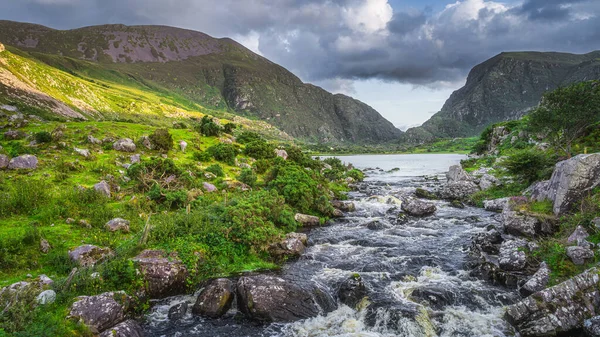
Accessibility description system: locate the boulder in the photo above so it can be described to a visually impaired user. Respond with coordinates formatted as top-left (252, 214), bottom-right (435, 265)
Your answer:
top-left (8, 155), bottom-right (38, 170)
top-left (415, 188), bottom-right (437, 200)
top-left (0, 154), bottom-right (9, 169)
top-left (87, 135), bottom-right (101, 145)
top-left (4, 130), bottom-right (24, 140)
top-left (131, 250), bottom-right (188, 298)
top-left (566, 246), bottom-right (594, 265)
top-left (503, 211), bottom-right (541, 238)
top-left (203, 182), bottom-right (217, 192)
top-left (471, 228), bottom-right (503, 255)
top-left (526, 180), bottom-right (551, 202)
top-left (338, 274), bottom-right (366, 309)
top-left (94, 180), bottom-right (111, 197)
top-left (192, 278), bottom-right (234, 318)
top-left (179, 140), bottom-right (187, 153)
top-left (269, 233), bottom-right (306, 259)
top-left (498, 239), bottom-right (528, 271)
top-left (401, 198), bottom-right (436, 216)
top-left (168, 302), bottom-right (188, 320)
top-left (505, 267), bottom-right (600, 337)
top-left (484, 197), bottom-right (510, 212)
top-left (99, 320), bottom-right (144, 337)
top-left (68, 245), bottom-right (113, 267)
top-left (130, 154), bottom-right (140, 164)
top-left (446, 165), bottom-right (472, 182)
top-left (36, 289), bottom-right (56, 305)
top-left (479, 174), bottom-right (500, 190)
top-left (236, 275), bottom-right (320, 322)
top-left (520, 262), bottom-right (550, 297)
top-left (275, 149), bottom-right (288, 160)
top-left (106, 218), bottom-right (130, 233)
top-left (332, 209), bottom-right (344, 217)
top-left (567, 225), bottom-right (590, 244)
top-left (68, 291), bottom-right (130, 334)
top-left (295, 213), bottom-right (320, 227)
top-left (584, 316), bottom-right (600, 337)
top-left (331, 200), bottom-right (356, 212)
top-left (545, 154), bottom-right (600, 215)
top-left (113, 138), bottom-right (136, 152)
top-left (139, 136), bottom-right (153, 150)
top-left (440, 181), bottom-right (480, 200)
top-left (74, 148), bottom-right (91, 158)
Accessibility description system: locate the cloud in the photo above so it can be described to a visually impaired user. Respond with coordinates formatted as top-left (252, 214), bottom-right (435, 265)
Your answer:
top-left (1, 0), bottom-right (599, 88)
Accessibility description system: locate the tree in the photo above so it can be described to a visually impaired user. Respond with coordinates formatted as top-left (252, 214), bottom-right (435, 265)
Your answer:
top-left (528, 81), bottom-right (600, 157)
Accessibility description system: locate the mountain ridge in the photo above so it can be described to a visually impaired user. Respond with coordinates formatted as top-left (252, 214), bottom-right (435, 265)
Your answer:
top-left (0, 20), bottom-right (402, 143)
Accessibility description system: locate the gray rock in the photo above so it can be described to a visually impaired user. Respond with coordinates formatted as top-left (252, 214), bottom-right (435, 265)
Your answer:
top-left (269, 233), bottom-right (306, 259)
top-left (106, 218), bottom-right (130, 233)
top-left (584, 316), bottom-right (600, 337)
top-left (275, 149), bottom-right (288, 160)
top-left (203, 182), bottom-right (217, 192)
top-left (8, 154), bottom-right (38, 170)
top-left (567, 225), bottom-right (590, 244)
top-left (526, 180), bottom-right (551, 202)
top-left (236, 275), bottom-right (320, 322)
top-left (338, 274), bottom-right (366, 309)
top-left (0, 154), bottom-right (9, 169)
top-left (40, 238), bottom-right (51, 253)
top-left (499, 239), bottom-right (528, 271)
top-left (440, 180), bottom-right (480, 200)
top-left (471, 228), bottom-right (503, 255)
top-left (94, 180), bottom-right (111, 197)
top-left (566, 246), bottom-right (594, 265)
top-left (131, 250), bottom-right (188, 298)
top-left (593, 218), bottom-right (600, 231)
top-left (139, 136), bottom-right (153, 150)
top-left (479, 174), bottom-right (500, 190)
top-left (99, 320), bottom-right (144, 337)
top-left (546, 154), bottom-right (600, 215)
top-left (36, 290), bottom-right (56, 305)
top-left (332, 208), bottom-right (344, 217)
top-left (74, 148), bottom-right (91, 158)
top-left (488, 126), bottom-right (509, 154)
top-left (295, 213), bottom-right (320, 227)
top-left (331, 200), bottom-right (356, 212)
top-left (113, 138), bottom-right (136, 152)
top-left (446, 165), bottom-right (472, 182)
top-left (193, 278), bottom-right (234, 318)
top-left (130, 154), bottom-right (140, 164)
top-left (4, 130), bottom-right (24, 140)
top-left (401, 198), bottom-right (436, 216)
top-left (484, 197), bottom-right (510, 212)
top-left (503, 210), bottom-right (541, 238)
top-left (168, 302), bottom-right (188, 320)
top-left (505, 267), bottom-right (600, 337)
top-left (68, 291), bottom-right (130, 334)
top-left (179, 140), bottom-right (187, 153)
top-left (68, 244), bottom-right (114, 267)
top-left (520, 262), bottom-right (550, 297)
top-left (87, 135), bottom-right (101, 145)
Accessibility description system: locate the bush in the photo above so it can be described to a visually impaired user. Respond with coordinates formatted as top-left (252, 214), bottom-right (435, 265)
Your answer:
top-left (243, 140), bottom-right (275, 160)
top-left (253, 159), bottom-right (270, 174)
top-left (127, 158), bottom-right (183, 191)
top-left (34, 131), bottom-right (52, 144)
top-left (223, 123), bottom-right (237, 134)
top-left (236, 131), bottom-right (263, 144)
top-left (238, 168), bottom-right (257, 187)
top-left (207, 143), bottom-right (238, 165)
top-left (501, 149), bottom-right (556, 184)
top-left (149, 128), bottom-right (173, 152)
top-left (192, 150), bottom-right (212, 162)
top-left (205, 164), bottom-right (224, 177)
top-left (197, 115), bottom-right (222, 137)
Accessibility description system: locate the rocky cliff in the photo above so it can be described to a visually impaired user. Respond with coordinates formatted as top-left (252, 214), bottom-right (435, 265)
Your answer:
top-left (403, 51), bottom-right (600, 142)
top-left (0, 20), bottom-right (402, 143)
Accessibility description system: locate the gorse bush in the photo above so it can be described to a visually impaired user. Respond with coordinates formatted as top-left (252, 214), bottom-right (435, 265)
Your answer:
top-left (236, 131), bottom-right (263, 144)
top-left (127, 158), bottom-right (183, 191)
top-left (196, 115), bottom-right (222, 137)
top-left (205, 164), bottom-right (224, 177)
top-left (34, 131), bottom-right (52, 144)
top-left (500, 149), bottom-right (556, 184)
top-left (149, 128), bottom-right (173, 152)
top-left (223, 123), bottom-right (237, 134)
top-left (243, 140), bottom-right (275, 160)
top-left (238, 168), bottom-right (257, 187)
top-left (192, 150), bottom-right (212, 162)
top-left (207, 143), bottom-right (238, 165)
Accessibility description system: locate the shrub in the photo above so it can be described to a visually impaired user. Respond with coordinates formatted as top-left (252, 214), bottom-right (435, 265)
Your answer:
top-left (223, 123), bottom-right (237, 134)
top-left (127, 158), bottom-right (183, 191)
top-left (148, 128), bottom-right (173, 152)
top-left (236, 131), bottom-right (263, 144)
top-left (243, 140), bottom-right (275, 160)
top-left (500, 149), bottom-right (556, 184)
top-left (238, 168), bottom-right (257, 187)
top-left (197, 115), bottom-right (222, 137)
top-left (34, 131), bottom-right (52, 144)
top-left (192, 150), bottom-right (212, 162)
top-left (205, 164), bottom-right (224, 177)
top-left (253, 159), bottom-right (270, 174)
top-left (207, 143), bottom-right (237, 165)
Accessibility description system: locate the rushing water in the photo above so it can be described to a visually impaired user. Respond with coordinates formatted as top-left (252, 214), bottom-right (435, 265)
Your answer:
top-left (143, 154), bottom-right (519, 337)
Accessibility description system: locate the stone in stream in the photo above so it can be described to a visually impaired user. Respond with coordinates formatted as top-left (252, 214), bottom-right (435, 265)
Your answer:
top-left (401, 198), bottom-right (436, 216)
top-left (519, 262), bottom-right (550, 297)
top-left (295, 213), bottom-right (320, 227)
top-left (331, 200), bottom-right (356, 212)
top-left (269, 233), bottom-right (307, 259)
top-left (236, 275), bottom-right (321, 322)
top-left (193, 278), bottom-right (234, 318)
top-left (415, 188), bottom-right (437, 200)
top-left (446, 165), bottom-right (472, 182)
top-left (505, 267), bottom-right (600, 337)
top-left (99, 319), bottom-right (144, 337)
top-left (131, 250), bottom-right (188, 298)
top-left (338, 274), bottom-right (366, 309)
top-left (566, 246), bottom-right (594, 265)
top-left (411, 286), bottom-right (457, 310)
top-left (498, 239), bottom-right (528, 271)
top-left (440, 180), bottom-right (480, 201)
top-left (168, 302), bottom-right (188, 320)
top-left (68, 291), bottom-right (131, 334)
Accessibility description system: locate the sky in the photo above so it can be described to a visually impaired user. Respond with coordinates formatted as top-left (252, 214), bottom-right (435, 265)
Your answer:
top-left (1, 0), bottom-right (599, 130)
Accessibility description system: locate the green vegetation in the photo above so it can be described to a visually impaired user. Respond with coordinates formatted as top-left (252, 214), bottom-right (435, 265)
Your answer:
top-left (148, 128), bottom-right (174, 152)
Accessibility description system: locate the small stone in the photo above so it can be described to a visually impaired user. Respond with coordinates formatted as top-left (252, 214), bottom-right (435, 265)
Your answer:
top-left (66, 218), bottom-right (76, 224)
top-left (401, 198), bottom-right (436, 216)
top-left (78, 219), bottom-right (91, 228)
top-left (294, 213), bottom-right (320, 227)
top-left (74, 148), bottom-right (91, 158)
top-left (566, 246), bottom-right (594, 265)
top-left (139, 136), bottom-right (153, 150)
top-left (499, 239), bottom-right (528, 271)
top-left (203, 182), bottom-right (217, 192)
top-left (567, 225), bottom-right (589, 244)
top-left (0, 154), bottom-right (9, 169)
top-left (130, 154), bottom-right (140, 164)
top-left (94, 180), bottom-right (111, 197)
top-left (36, 290), bottom-right (56, 305)
top-left (87, 135), bottom-right (101, 145)
top-left (113, 138), bottom-right (136, 152)
top-left (179, 140), bottom-right (187, 152)
top-left (40, 239), bottom-right (51, 253)
top-left (39, 274), bottom-right (53, 286)
top-left (168, 302), bottom-right (188, 320)
top-left (105, 218), bottom-right (130, 233)
top-left (520, 262), bottom-right (550, 296)
top-left (592, 218), bottom-right (600, 231)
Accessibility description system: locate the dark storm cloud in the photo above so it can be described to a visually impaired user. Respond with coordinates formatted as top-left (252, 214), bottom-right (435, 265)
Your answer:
top-left (1, 0), bottom-right (599, 89)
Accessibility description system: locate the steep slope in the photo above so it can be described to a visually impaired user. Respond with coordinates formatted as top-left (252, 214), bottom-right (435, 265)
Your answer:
top-left (0, 20), bottom-right (402, 143)
top-left (404, 51), bottom-right (600, 143)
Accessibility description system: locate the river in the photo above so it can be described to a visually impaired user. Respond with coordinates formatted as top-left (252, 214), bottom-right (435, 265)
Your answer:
top-left (143, 154), bottom-right (519, 337)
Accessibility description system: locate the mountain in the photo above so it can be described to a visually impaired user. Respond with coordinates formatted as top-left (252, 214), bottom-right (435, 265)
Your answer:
top-left (0, 20), bottom-right (402, 143)
top-left (403, 51), bottom-right (600, 143)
